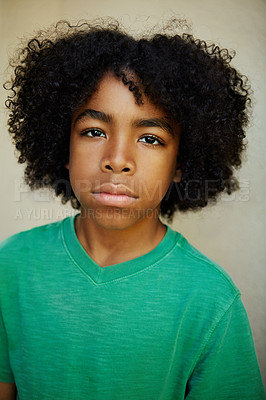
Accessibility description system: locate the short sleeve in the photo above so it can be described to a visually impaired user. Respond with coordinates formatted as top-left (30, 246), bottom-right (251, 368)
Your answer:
top-left (186, 295), bottom-right (265, 399)
top-left (0, 309), bottom-right (15, 383)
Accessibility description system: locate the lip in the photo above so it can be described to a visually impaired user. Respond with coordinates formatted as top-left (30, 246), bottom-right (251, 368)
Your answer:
top-left (92, 183), bottom-right (138, 207)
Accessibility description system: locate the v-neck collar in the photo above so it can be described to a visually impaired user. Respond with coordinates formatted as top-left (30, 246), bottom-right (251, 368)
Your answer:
top-left (61, 215), bottom-right (180, 285)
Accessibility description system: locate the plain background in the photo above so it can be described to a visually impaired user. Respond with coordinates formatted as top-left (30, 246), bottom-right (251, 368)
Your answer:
top-left (1, 0), bottom-right (266, 389)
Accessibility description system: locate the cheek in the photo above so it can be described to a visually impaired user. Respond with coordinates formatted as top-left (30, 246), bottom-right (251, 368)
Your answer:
top-left (157, 152), bottom-right (178, 182)
top-left (156, 154), bottom-right (179, 195)
top-left (69, 143), bottom-right (95, 175)
top-left (68, 152), bottom-right (93, 196)
top-left (138, 160), bottom-right (176, 203)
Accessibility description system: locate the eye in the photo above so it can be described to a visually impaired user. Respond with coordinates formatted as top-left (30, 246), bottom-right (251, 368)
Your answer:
top-left (81, 128), bottom-right (106, 138)
top-left (139, 135), bottom-right (164, 145)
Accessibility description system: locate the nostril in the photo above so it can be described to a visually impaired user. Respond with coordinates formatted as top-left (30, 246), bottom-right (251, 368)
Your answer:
top-left (103, 164), bottom-right (131, 173)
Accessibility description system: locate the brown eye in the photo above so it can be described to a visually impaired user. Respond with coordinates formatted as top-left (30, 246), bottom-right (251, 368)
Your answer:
top-left (81, 129), bottom-right (106, 137)
top-left (139, 135), bottom-right (163, 145)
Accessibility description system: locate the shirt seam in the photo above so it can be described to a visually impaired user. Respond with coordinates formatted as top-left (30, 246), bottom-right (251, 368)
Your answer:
top-left (60, 226), bottom-right (98, 286)
top-left (178, 243), bottom-right (238, 292)
top-left (60, 224), bottom-right (179, 286)
top-left (187, 291), bottom-right (241, 378)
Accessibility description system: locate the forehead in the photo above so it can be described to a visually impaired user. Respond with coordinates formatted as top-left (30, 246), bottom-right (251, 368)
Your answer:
top-left (74, 72), bottom-right (169, 120)
top-left (72, 73), bottom-right (179, 138)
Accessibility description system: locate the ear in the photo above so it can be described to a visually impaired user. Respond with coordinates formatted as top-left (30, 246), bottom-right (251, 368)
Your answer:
top-left (173, 165), bottom-right (182, 183)
top-left (65, 162), bottom-right (69, 170)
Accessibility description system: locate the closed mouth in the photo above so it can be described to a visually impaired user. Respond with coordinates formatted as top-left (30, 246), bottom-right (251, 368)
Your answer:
top-left (92, 183), bottom-right (138, 198)
top-left (91, 183), bottom-right (138, 207)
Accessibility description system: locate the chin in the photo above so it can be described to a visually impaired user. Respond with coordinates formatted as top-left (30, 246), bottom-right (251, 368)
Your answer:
top-left (83, 206), bottom-right (149, 231)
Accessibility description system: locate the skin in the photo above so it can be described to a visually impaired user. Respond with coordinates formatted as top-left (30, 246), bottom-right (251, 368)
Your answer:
top-left (67, 72), bottom-right (181, 267)
top-left (0, 382), bottom-right (17, 400)
top-left (1, 73), bottom-right (181, 395)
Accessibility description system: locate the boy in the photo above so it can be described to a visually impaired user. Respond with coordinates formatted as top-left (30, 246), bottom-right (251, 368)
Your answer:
top-left (0, 19), bottom-right (265, 399)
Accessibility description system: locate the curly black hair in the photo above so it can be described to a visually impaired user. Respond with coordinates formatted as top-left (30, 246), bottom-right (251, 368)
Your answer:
top-left (4, 19), bottom-right (251, 220)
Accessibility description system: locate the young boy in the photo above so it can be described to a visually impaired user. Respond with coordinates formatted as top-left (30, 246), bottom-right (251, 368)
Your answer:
top-left (0, 20), bottom-right (265, 399)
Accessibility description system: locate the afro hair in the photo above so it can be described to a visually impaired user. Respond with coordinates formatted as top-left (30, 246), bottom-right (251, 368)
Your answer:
top-left (5, 19), bottom-right (251, 220)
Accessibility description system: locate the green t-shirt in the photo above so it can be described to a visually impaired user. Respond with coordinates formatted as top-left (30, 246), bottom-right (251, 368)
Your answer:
top-left (0, 216), bottom-right (264, 399)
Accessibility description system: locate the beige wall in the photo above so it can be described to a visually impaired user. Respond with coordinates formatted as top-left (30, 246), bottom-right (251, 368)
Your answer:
top-left (1, 0), bottom-right (266, 388)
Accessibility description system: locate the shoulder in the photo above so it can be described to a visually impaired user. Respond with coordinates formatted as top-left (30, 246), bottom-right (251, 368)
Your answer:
top-left (0, 218), bottom-right (64, 254)
top-left (165, 226), bottom-right (240, 310)
top-left (0, 217), bottom-right (74, 276)
top-left (0, 217), bottom-right (76, 304)
top-left (0, 217), bottom-right (75, 290)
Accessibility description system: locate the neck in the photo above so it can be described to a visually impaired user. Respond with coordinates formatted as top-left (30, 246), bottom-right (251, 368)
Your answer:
top-left (75, 210), bottom-right (166, 267)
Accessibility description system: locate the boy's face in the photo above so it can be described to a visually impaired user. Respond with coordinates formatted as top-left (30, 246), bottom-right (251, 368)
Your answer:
top-left (68, 72), bottom-right (181, 231)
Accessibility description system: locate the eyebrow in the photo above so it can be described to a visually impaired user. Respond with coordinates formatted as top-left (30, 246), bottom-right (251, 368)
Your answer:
top-left (73, 108), bottom-right (174, 136)
top-left (133, 118), bottom-right (174, 136)
top-left (73, 109), bottom-right (112, 126)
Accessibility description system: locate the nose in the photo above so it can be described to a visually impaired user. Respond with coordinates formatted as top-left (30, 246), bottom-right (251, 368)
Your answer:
top-left (100, 138), bottom-right (136, 175)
